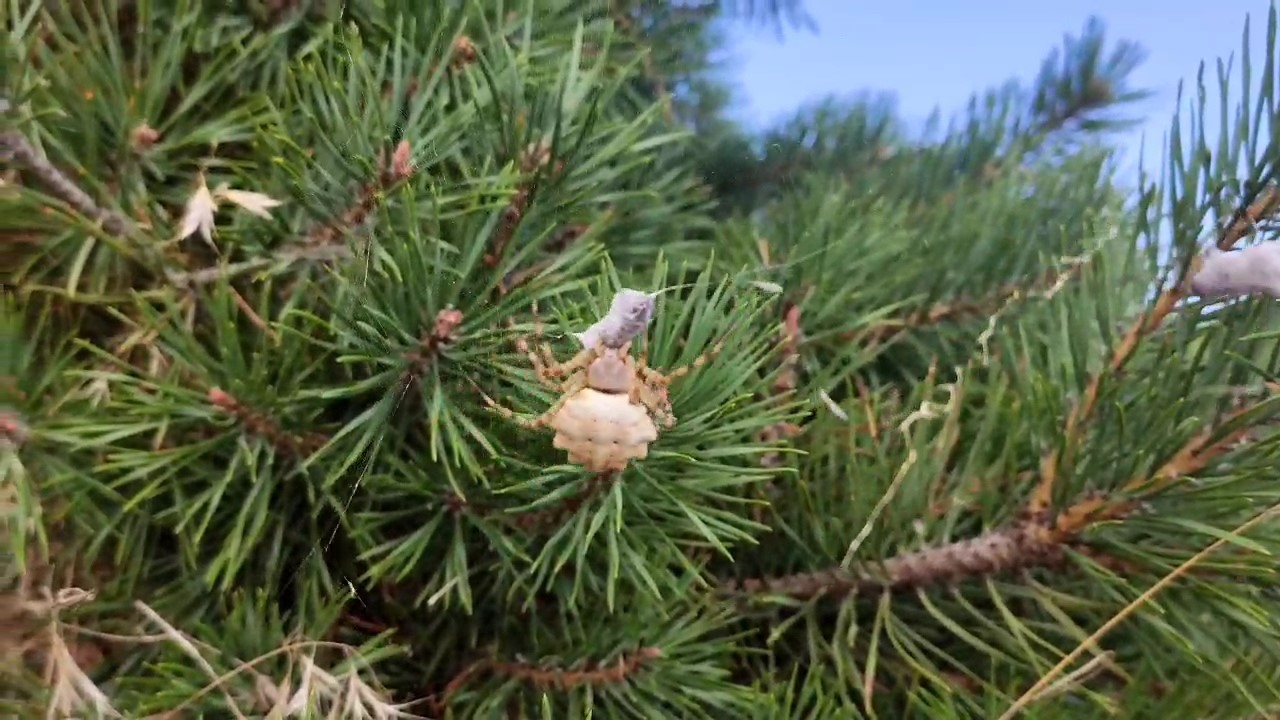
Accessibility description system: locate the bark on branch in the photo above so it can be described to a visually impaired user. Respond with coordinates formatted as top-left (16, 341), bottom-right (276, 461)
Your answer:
top-left (1, 130), bottom-right (132, 236)
top-left (727, 382), bottom-right (1278, 601)
top-left (720, 522), bottom-right (1065, 600)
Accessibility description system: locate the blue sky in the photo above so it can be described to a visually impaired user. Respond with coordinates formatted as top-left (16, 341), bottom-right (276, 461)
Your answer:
top-left (724, 0), bottom-right (1269, 181)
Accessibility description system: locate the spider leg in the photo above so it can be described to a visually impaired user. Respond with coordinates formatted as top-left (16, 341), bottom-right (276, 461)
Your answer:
top-left (528, 300), bottom-right (565, 377)
top-left (558, 345), bottom-right (596, 377)
top-left (508, 301), bottom-right (564, 390)
top-left (647, 383), bottom-right (677, 428)
top-left (625, 355), bottom-right (645, 406)
top-left (628, 357), bottom-right (676, 428)
top-left (639, 335), bottom-right (726, 387)
top-left (477, 374), bottom-right (586, 430)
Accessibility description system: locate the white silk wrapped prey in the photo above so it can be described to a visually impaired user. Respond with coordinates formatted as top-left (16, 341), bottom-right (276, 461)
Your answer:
top-left (574, 289), bottom-right (656, 349)
top-left (1188, 241), bottom-right (1280, 299)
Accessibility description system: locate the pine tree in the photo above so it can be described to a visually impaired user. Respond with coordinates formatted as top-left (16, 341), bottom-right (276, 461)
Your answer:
top-left (4, 0), bottom-right (1280, 718)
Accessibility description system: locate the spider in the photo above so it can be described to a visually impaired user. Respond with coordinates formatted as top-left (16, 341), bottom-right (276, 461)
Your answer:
top-left (479, 307), bottom-right (722, 472)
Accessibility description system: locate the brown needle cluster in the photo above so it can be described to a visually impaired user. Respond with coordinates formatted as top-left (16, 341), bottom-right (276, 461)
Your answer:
top-left (499, 218), bottom-right (601, 296)
top-left (404, 308), bottom-right (464, 371)
top-left (756, 301), bottom-right (804, 468)
top-left (484, 141), bottom-right (563, 269)
top-left (206, 387), bottom-right (327, 457)
top-left (303, 140), bottom-right (415, 248)
top-left (1, 407), bottom-right (30, 446)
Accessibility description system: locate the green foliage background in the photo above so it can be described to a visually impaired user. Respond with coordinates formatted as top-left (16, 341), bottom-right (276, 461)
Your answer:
top-left (3, 0), bottom-right (1280, 718)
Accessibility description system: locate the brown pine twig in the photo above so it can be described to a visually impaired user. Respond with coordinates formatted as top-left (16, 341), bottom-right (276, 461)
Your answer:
top-left (756, 301), bottom-right (805, 470)
top-left (484, 142), bottom-right (561, 269)
top-left (166, 142), bottom-right (416, 287)
top-left (436, 472), bottom-right (619, 533)
top-left (851, 257), bottom-right (1091, 347)
top-left (303, 140), bottom-right (415, 248)
top-left (509, 471), bottom-right (618, 531)
top-left (335, 610), bottom-right (388, 636)
top-left (226, 287), bottom-right (279, 343)
top-left (609, 2), bottom-right (674, 124)
top-left (206, 387), bottom-right (327, 457)
top-left (377, 35), bottom-right (478, 105)
top-left (725, 387), bottom-right (1262, 603)
top-left (727, 385), bottom-right (1276, 602)
top-left (719, 519), bottom-right (1154, 603)
top-left (1028, 192), bottom-right (1280, 518)
top-left (498, 216), bottom-right (602, 296)
top-left (165, 244), bottom-right (351, 288)
top-left (0, 130), bottom-right (132, 236)
top-left (1046, 386), bottom-right (1276, 539)
top-left (403, 309), bottom-right (464, 375)
top-left (719, 522), bottom-right (1068, 600)
top-left (1217, 184), bottom-right (1280, 251)
top-left (430, 646), bottom-right (662, 713)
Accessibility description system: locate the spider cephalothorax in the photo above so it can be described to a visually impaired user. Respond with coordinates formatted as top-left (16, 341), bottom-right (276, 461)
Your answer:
top-left (480, 311), bottom-right (720, 472)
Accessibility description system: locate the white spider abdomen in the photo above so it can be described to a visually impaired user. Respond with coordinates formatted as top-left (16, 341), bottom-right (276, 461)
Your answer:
top-left (551, 389), bottom-right (659, 472)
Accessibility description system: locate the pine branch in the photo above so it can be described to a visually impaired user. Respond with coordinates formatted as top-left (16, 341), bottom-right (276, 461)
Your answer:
top-left (0, 130), bottom-right (132, 236)
top-left (163, 145), bottom-right (420, 288)
top-left (164, 244), bottom-right (352, 288)
top-left (303, 139), bottom-right (415, 248)
top-left (718, 522), bottom-right (1066, 599)
top-left (498, 215), bottom-right (604, 296)
top-left (849, 252), bottom-right (1092, 347)
top-left (483, 141), bottom-right (562, 270)
top-left (3, 135), bottom-right (409, 293)
top-left (1046, 381), bottom-right (1279, 539)
top-left (756, 300), bottom-right (803, 469)
top-left (430, 645), bottom-right (662, 714)
top-left (720, 518), bottom-right (1185, 601)
top-left (998, 503), bottom-right (1280, 720)
top-left (1027, 189), bottom-right (1280, 517)
top-left (726, 381), bottom-right (1278, 601)
top-left (206, 388), bottom-right (328, 457)
top-left (609, 1), bottom-right (675, 124)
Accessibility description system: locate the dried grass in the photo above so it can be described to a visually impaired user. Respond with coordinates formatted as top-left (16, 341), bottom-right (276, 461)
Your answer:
top-left (0, 566), bottom-right (421, 719)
